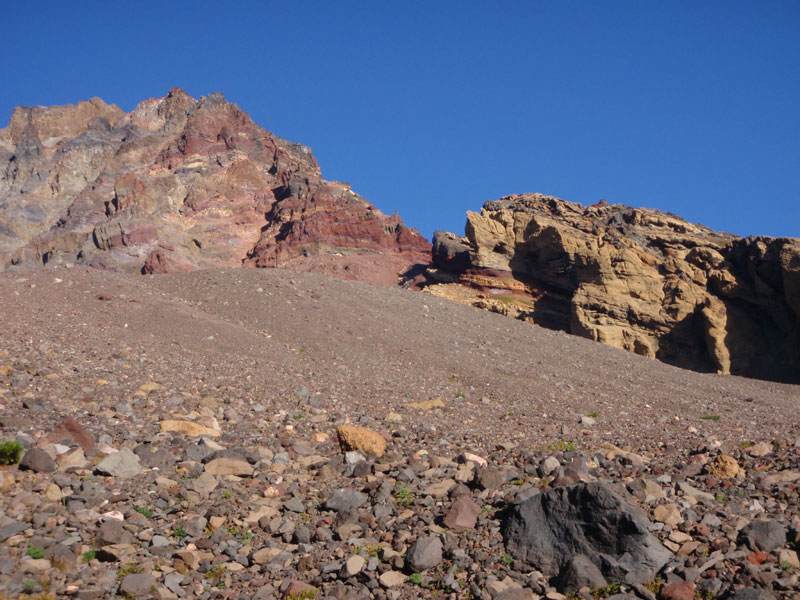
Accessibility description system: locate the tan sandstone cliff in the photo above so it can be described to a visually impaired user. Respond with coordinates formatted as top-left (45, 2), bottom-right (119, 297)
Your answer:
top-left (425, 194), bottom-right (800, 383)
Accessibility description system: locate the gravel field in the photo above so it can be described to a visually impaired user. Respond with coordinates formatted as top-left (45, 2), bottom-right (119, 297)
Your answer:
top-left (0, 267), bottom-right (798, 600)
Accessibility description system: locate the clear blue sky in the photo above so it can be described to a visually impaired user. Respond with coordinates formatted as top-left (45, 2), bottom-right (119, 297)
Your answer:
top-left (4, 2), bottom-right (798, 240)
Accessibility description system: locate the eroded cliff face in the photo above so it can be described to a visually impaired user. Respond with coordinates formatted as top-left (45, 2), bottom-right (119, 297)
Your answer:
top-left (0, 89), bottom-right (429, 284)
top-left (426, 194), bottom-right (800, 382)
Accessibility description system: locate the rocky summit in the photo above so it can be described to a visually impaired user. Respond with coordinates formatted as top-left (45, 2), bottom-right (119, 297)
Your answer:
top-left (0, 89), bottom-right (430, 285)
top-left (424, 194), bottom-right (800, 383)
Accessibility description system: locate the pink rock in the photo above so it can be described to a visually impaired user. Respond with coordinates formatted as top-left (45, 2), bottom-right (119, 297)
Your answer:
top-left (46, 416), bottom-right (95, 450)
top-left (443, 496), bottom-right (480, 531)
top-left (659, 581), bottom-right (695, 600)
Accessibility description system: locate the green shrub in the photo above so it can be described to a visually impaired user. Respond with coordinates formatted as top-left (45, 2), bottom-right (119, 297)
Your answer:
top-left (0, 441), bottom-right (23, 465)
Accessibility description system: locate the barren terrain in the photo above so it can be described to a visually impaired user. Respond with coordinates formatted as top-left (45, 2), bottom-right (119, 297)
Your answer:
top-left (1, 267), bottom-right (798, 599)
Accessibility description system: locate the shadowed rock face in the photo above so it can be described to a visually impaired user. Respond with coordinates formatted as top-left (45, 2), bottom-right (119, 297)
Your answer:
top-left (427, 194), bottom-right (800, 383)
top-left (503, 482), bottom-right (672, 585)
top-left (0, 89), bottom-right (430, 283)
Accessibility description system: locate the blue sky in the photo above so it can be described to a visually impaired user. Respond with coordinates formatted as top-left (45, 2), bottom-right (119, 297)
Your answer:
top-left (3, 2), bottom-right (798, 240)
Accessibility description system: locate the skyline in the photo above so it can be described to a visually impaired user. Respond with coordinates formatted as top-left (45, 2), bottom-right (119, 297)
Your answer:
top-left (3, 2), bottom-right (798, 241)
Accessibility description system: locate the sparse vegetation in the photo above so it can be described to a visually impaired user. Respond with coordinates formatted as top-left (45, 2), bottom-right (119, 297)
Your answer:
top-left (26, 546), bottom-right (44, 559)
top-left (395, 486), bottom-right (414, 507)
top-left (590, 582), bottom-right (621, 599)
top-left (285, 589), bottom-right (317, 600)
top-left (644, 578), bottom-right (664, 594)
top-left (117, 562), bottom-right (143, 579)
top-left (700, 414), bottom-right (720, 421)
top-left (0, 440), bottom-right (23, 465)
top-left (133, 505), bottom-right (152, 518)
top-left (500, 555), bottom-right (514, 567)
top-left (409, 573), bottom-right (423, 585)
top-left (548, 441), bottom-right (575, 452)
top-left (82, 549), bottom-right (96, 562)
top-left (204, 564), bottom-right (226, 580)
top-left (173, 526), bottom-right (188, 539)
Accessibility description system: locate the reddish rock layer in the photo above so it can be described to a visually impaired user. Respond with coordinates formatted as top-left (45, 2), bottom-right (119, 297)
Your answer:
top-left (0, 89), bottom-right (429, 282)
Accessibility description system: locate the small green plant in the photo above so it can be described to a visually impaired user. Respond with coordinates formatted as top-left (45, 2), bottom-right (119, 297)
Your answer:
top-left (395, 486), bottom-right (414, 507)
top-left (292, 414), bottom-right (304, 420)
top-left (173, 526), bottom-right (188, 540)
top-left (454, 390), bottom-right (465, 399)
top-left (547, 441), bottom-right (575, 452)
top-left (700, 414), bottom-right (720, 421)
top-left (643, 577), bottom-right (664, 594)
top-left (586, 411), bottom-right (600, 418)
top-left (500, 555), bottom-right (514, 567)
top-left (82, 549), bottom-right (96, 562)
top-left (590, 582), bottom-right (621, 599)
top-left (780, 559), bottom-right (793, 571)
top-left (0, 441), bottom-right (24, 465)
top-left (238, 529), bottom-right (253, 543)
top-left (298, 512), bottom-right (312, 523)
top-left (409, 573), bottom-right (423, 585)
top-left (222, 489), bottom-right (232, 498)
top-left (204, 564), bottom-right (226, 580)
top-left (117, 562), bottom-right (143, 579)
top-left (133, 505), bottom-right (152, 518)
top-left (511, 478), bottom-right (524, 486)
top-left (27, 546), bottom-right (45, 559)
top-left (506, 412), bottom-right (514, 417)
top-left (285, 589), bottom-right (318, 600)
top-left (23, 580), bottom-right (36, 593)
top-left (714, 493), bottom-right (725, 503)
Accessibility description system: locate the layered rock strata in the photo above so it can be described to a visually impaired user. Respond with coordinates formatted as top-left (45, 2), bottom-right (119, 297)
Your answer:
top-left (0, 89), bottom-right (429, 284)
top-left (426, 194), bottom-right (800, 382)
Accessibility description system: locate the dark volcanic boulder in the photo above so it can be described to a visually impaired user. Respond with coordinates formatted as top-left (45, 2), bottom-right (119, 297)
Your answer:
top-left (502, 482), bottom-right (671, 584)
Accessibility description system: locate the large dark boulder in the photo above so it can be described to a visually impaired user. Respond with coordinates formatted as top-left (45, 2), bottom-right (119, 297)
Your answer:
top-left (502, 482), bottom-right (671, 584)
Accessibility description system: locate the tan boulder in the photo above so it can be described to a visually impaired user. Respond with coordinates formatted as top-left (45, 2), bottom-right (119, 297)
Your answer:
top-left (408, 397), bottom-right (446, 410)
top-left (160, 420), bottom-right (221, 438)
top-left (336, 425), bottom-right (386, 457)
top-left (204, 458), bottom-right (253, 477)
top-left (706, 454), bottom-right (742, 479)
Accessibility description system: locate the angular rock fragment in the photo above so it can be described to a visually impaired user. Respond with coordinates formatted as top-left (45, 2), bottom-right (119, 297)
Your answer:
top-left (336, 425), bottom-right (386, 457)
top-left (19, 448), bottom-right (56, 473)
top-left (95, 448), bottom-right (142, 478)
top-left (407, 534), bottom-right (443, 571)
top-left (502, 482), bottom-right (671, 583)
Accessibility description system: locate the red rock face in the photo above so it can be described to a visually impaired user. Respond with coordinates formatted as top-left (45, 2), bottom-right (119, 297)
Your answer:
top-left (0, 88), bottom-right (430, 284)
